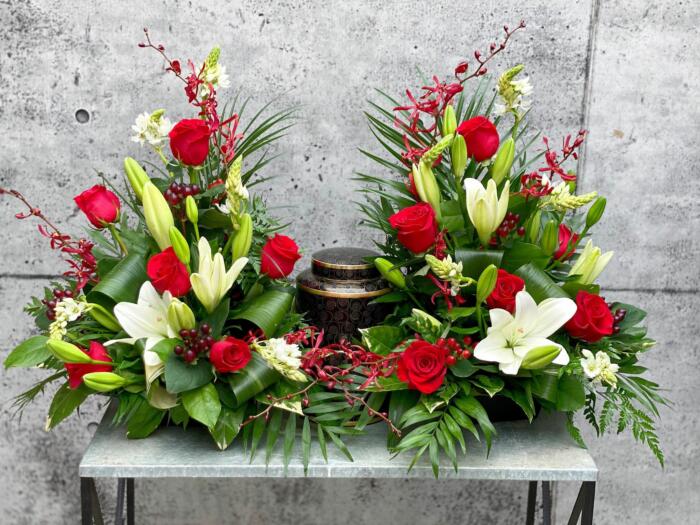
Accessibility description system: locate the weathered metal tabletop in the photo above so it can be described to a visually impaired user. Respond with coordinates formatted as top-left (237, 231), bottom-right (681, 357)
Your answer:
top-left (79, 408), bottom-right (597, 524)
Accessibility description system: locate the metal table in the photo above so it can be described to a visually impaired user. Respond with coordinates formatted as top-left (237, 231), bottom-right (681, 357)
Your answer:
top-left (79, 408), bottom-right (597, 524)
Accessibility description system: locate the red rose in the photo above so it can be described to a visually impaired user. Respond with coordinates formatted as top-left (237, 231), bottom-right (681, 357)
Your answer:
top-left (147, 247), bottom-right (191, 297)
top-left (486, 269), bottom-right (525, 313)
top-left (565, 291), bottom-right (614, 343)
top-left (64, 341), bottom-right (113, 389)
top-left (209, 336), bottom-right (251, 373)
top-left (397, 340), bottom-right (449, 394)
top-left (554, 224), bottom-right (580, 260)
top-left (169, 118), bottom-right (212, 166)
top-left (388, 202), bottom-right (438, 254)
top-left (456, 116), bottom-right (500, 162)
top-left (260, 234), bottom-right (301, 278)
top-left (74, 185), bottom-right (120, 229)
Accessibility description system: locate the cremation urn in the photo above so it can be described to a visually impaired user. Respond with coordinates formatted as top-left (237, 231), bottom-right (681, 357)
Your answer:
top-left (295, 247), bottom-right (391, 343)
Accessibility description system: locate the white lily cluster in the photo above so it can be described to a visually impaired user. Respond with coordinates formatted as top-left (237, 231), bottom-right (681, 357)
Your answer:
top-left (190, 237), bottom-right (248, 313)
top-left (49, 297), bottom-right (90, 340)
top-left (569, 240), bottom-right (613, 285)
top-left (254, 338), bottom-right (306, 382)
top-left (580, 349), bottom-right (619, 387)
top-left (425, 254), bottom-right (474, 296)
top-left (464, 178), bottom-right (510, 246)
top-left (131, 109), bottom-right (173, 147)
top-left (474, 290), bottom-right (577, 375)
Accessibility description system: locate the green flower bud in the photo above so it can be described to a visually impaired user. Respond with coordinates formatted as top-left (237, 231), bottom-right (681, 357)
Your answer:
top-left (490, 137), bottom-right (515, 185)
top-left (82, 372), bottom-right (129, 392)
top-left (520, 345), bottom-right (562, 370)
top-left (441, 105), bottom-right (457, 137)
top-left (585, 197), bottom-right (607, 229)
top-left (476, 264), bottom-right (498, 304)
top-left (421, 134), bottom-right (453, 166)
top-left (527, 210), bottom-right (542, 244)
top-left (47, 339), bottom-right (91, 363)
top-left (374, 258), bottom-right (407, 290)
top-left (413, 162), bottom-right (442, 220)
top-left (451, 134), bottom-right (467, 179)
top-left (541, 220), bottom-right (559, 256)
top-left (142, 181), bottom-right (174, 250)
top-left (123, 157), bottom-right (150, 201)
top-left (167, 299), bottom-right (196, 333)
top-left (232, 213), bottom-right (253, 260)
top-left (205, 46), bottom-right (221, 68)
top-left (169, 226), bottom-right (190, 265)
top-left (185, 195), bottom-right (198, 225)
top-left (87, 303), bottom-right (121, 332)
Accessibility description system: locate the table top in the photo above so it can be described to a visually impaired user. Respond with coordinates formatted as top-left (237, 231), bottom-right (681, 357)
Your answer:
top-left (79, 406), bottom-right (597, 481)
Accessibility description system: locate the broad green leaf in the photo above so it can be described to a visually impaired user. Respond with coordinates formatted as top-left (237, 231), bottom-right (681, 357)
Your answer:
top-left (202, 298), bottom-right (230, 338)
top-left (609, 302), bottom-right (647, 329)
top-left (164, 357), bottom-right (214, 394)
top-left (514, 263), bottom-right (570, 302)
top-left (440, 200), bottom-right (466, 232)
top-left (126, 397), bottom-right (166, 438)
top-left (229, 352), bottom-right (280, 406)
top-left (455, 249), bottom-right (503, 279)
top-left (387, 390), bottom-right (419, 448)
top-left (149, 338), bottom-right (181, 363)
top-left (454, 395), bottom-right (496, 453)
top-left (327, 430), bottom-right (353, 461)
top-left (88, 252), bottom-right (148, 308)
top-left (4, 336), bottom-right (50, 368)
top-left (429, 437), bottom-right (440, 478)
top-left (182, 383), bottom-right (221, 429)
top-left (555, 374), bottom-right (586, 412)
top-left (449, 359), bottom-right (478, 378)
top-left (46, 383), bottom-right (90, 430)
top-left (502, 242), bottom-right (550, 272)
top-left (209, 406), bottom-right (246, 450)
top-left (531, 372), bottom-right (559, 403)
top-left (302, 417), bottom-right (311, 475)
top-left (364, 375), bottom-right (409, 391)
top-left (283, 413), bottom-right (297, 473)
top-left (445, 307), bottom-right (476, 321)
top-left (355, 392), bottom-right (387, 430)
top-left (359, 325), bottom-right (403, 355)
top-left (264, 409), bottom-right (283, 464)
top-left (471, 375), bottom-right (505, 398)
top-left (501, 384), bottom-right (536, 422)
top-left (232, 289), bottom-right (294, 337)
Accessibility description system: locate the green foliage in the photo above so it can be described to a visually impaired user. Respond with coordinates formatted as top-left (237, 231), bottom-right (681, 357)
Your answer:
top-left (4, 336), bottom-right (51, 368)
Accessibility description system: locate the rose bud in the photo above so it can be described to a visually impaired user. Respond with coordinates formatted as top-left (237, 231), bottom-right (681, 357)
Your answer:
top-left (169, 118), bottom-right (212, 166)
top-left (456, 116), bottom-right (500, 162)
top-left (74, 185), bottom-right (120, 229)
top-left (209, 336), bottom-right (252, 374)
top-left (260, 234), bottom-right (301, 279)
top-left (553, 223), bottom-right (580, 260)
top-left (388, 202), bottom-right (438, 254)
top-left (62, 341), bottom-right (114, 389)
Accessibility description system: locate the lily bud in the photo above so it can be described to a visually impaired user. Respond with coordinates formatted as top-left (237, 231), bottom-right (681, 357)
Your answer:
top-left (185, 195), bottom-right (198, 225)
top-left (520, 345), bottom-right (562, 369)
top-left (476, 264), bottom-right (498, 304)
top-left (541, 220), bottom-right (559, 256)
top-left (47, 340), bottom-right (91, 364)
top-left (232, 213), bottom-right (253, 260)
top-left (569, 240), bottom-right (613, 285)
top-left (374, 258), bottom-right (407, 290)
top-left (451, 134), bottom-right (467, 179)
top-left (169, 226), bottom-right (190, 265)
top-left (490, 137), bottom-right (515, 185)
top-left (413, 163), bottom-right (441, 220)
top-left (167, 299), bottom-right (196, 332)
top-left (123, 157), bottom-right (149, 201)
top-left (585, 197), bottom-right (607, 229)
top-left (87, 303), bottom-right (121, 332)
top-left (142, 181), bottom-right (174, 250)
top-left (527, 210), bottom-right (542, 244)
top-left (464, 178), bottom-right (510, 246)
top-left (442, 105), bottom-right (457, 137)
top-left (82, 372), bottom-right (129, 392)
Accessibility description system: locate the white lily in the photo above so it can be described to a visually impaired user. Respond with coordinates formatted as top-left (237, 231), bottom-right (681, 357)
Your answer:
top-left (464, 178), bottom-right (510, 246)
top-left (569, 240), bottom-right (613, 285)
top-left (107, 281), bottom-right (178, 384)
top-left (474, 290), bottom-right (577, 375)
top-left (190, 236), bottom-right (248, 313)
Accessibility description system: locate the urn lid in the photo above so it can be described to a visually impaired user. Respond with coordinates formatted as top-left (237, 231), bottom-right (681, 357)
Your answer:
top-left (310, 247), bottom-right (380, 280)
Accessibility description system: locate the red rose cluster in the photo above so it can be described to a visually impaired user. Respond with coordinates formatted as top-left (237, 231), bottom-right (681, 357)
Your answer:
top-left (260, 234), bottom-right (301, 278)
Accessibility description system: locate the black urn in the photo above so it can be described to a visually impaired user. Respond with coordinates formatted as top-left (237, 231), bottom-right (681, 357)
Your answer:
top-left (295, 247), bottom-right (391, 343)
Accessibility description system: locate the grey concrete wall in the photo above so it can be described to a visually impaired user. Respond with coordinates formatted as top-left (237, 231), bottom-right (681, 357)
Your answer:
top-left (0, 0), bottom-right (697, 523)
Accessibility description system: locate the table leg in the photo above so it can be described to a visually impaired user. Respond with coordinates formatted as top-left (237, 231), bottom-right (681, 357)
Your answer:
top-left (115, 479), bottom-right (126, 525)
top-left (126, 478), bottom-right (135, 525)
top-left (81, 478), bottom-right (92, 525)
top-left (542, 481), bottom-right (553, 525)
top-left (526, 481), bottom-right (537, 525)
top-left (567, 481), bottom-right (596, 524)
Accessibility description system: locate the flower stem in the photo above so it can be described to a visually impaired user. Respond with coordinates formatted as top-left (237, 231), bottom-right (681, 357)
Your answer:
top-left (108, 224), bottom-right (128, 255)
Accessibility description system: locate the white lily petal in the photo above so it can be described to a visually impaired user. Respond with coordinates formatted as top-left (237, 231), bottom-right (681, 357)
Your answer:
top-left (551, 347), bottom-right (570, 366)
top-left (488, 308), bottom-right (513, 331)
top-left (529, 297), bottom-right (577, 338)
top-left (513, 291), bottom-right (539, 334)
top-left (105, 337), bottom-right (137, 347)
top-left (474, 333), bottom-right (514, 364)
top-left (143, 349), bottom-right (164, 385)
top-left (500, 357), bottom-right (523, 375)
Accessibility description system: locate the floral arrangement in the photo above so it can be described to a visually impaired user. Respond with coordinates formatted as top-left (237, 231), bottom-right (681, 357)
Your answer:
top-left (2, 24), bottom-right (667, 476)
top-left (354, 21), bottom-right (668, 471)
